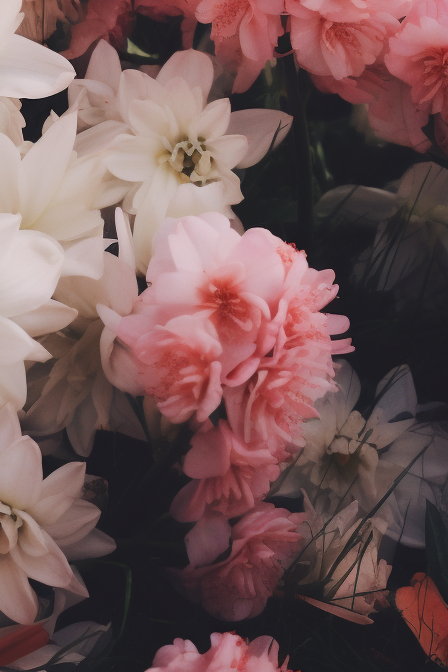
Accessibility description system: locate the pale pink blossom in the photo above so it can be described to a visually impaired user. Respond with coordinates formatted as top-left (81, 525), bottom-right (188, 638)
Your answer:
top-left (287, 1), bottom-right (400, 80)
top-left (147, 632), bottom-right (297, 672)
top-left (289, 0), bottom-right (412, 22)
top-left (225, 247), bottom-right (352, 459)
top-left (170, 419), bottom-right (279, 521)
top-left (179, 503), bottom-right (306, 621)
top-left (0, 403), bottom-right (115, 624)
top-left (195, 0), bottom-right (285, 93)
top-left (385, 4), bottom-right (448, 122)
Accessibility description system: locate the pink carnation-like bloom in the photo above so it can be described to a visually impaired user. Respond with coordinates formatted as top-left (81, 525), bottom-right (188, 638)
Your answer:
top-left (385, 1), bottom-right (448, 122)
top-left (225, 246), bottom-right (353, 459)
top-left (170, 419), bottom-right (280, 521)
top-left (194, 0), bottom-right (285, 93)
top-left (114, 313), bottom-right (223, 424)
top-left (287, 1), bottom-right (400, 80)
top-left (179, 503), bottom-right (307, 621)
top-left (147, 632), bottom-right (297, 672)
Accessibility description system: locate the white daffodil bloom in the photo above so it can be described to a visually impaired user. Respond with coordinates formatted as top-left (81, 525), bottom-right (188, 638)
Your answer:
top-left (277, 361), bottom-right (448, 546)
top-left (0, 212), bottom-right (76, 410)
top-left (0, 0), bottom-right (74, 99)
top-left (0, 113), bottom-right (121, 280)
top-left (69, 42), bottom-right (293, 273)
top-left (0, 404), bottom-right (115, 624)
top-left (23, 210), bottom-right (143, 456)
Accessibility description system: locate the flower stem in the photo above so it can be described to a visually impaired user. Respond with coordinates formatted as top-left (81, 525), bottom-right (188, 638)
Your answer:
top-left (281, 53), bottom-right (314, 253)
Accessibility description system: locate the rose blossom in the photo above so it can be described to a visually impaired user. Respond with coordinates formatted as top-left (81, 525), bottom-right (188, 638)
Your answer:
top-left (170, 419), bottom-right (280, 521)
top-left (0, 403), bottom-right (115, 624)
top-left (146, 632), bottom-right (298, 672)
top-left (178, 502), bottom-right (307, 621)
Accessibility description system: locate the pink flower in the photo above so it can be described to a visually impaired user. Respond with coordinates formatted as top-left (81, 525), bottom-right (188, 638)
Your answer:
top-left (195, 0), bottom-right (285, 93)
top-left (147, 632), bottom-right (298, 672)
top-left (225, 248), bottom-right (352, 459)
top-left (115, 313), bottom-right (223, 424)
top-left (385, 1), bottom-right (448, 122)
top-left (179, 503), bottom-right (306, 620)
top-left (287, 1), bottom-right (400, 80)
top-left (142, 213), bottom-right (285, 381)
top-left (170, 420), bottom-right (280, 521)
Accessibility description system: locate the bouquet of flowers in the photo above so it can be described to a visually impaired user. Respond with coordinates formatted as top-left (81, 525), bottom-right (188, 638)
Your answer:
top-left (1, 0), bottom-right (448, 670)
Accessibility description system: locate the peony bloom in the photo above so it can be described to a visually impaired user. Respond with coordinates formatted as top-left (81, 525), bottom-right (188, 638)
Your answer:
top-left (395, 573), bottom-right (448, 666)
top-left (0, 0), bottom-right (74, 98)
top-left (194, 0), bottom-right (285, 93)
top-left (385, 1), bottom-right (448, 122)
top-left (224, 247), bottom-right (352, 459)
top-left (0, 212), bottom-right (76, 410)
top-left (0, 403), bottom-right (115, 624)
top-left (170, 419), bottom-right (280, 522)
top-left (287, 1), bottom-right (400, 81)
top-left (179, 503), bottom-right (307, 621)
top-left (71, 44), bottom-right (292, 273)
top-left (22, 209), bottom-right (143, 456)
top-left (0, 621), bottom-right (109, 669)
top-left (146, 632), bottom-right (298, 672)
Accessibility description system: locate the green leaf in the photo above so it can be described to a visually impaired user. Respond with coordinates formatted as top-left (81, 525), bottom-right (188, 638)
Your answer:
top-left (425, 500), bottom-right (448, 603)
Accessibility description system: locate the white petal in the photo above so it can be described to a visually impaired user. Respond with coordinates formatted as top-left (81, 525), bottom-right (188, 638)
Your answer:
top-left (60, 237), bottom-right (106, 280)
top-left (85, 40), bottom-right (122, 93)
top-left (207, 134), bottom-right (249, 170)
top-left (61, 528), bottom-right (116, 561)
top-left (156, 49), bottom-right (214, 105)
top-left (11, 300), bottom-right (77, 338)
top-left (104, 135), bottom-right (159, 183)
top-left (227, 109), bottom-right (293, 168)
top-left (115, 208), bottom-right (135, 270)
top-left (0, 135), bottom-right (20, 215)
top-left (44, 500), bottom-right (100, 547)
top-left (0, 316), bottom-right (50, 365)
top-left (20, 114), bottom-right (77, 224)
top-left (0, 34), bottom-right (74, 99)
top-left (12, 530), bottom-right (74, 588)
top-left (0, 403), bottom-right (23, 451)
top-left (30, 462), bottom-right (86, 527)
top-left (0, 436), bottom-right (42, 509)
top-left (0, 554), bottom-right (38, 624)
top-left (190, 98), bottom-right (231, 141)
top-left (74, 121), bottom-right (131, 158)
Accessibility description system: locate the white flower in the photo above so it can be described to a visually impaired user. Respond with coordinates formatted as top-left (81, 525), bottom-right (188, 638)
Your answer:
top-left (0, 97), bottom-right (25, 146)
top-left (277, 361), bottom-right (448, 546)
top-left (22, 210), bottom-right (143, 456)
top-left (0, 0), bottom-right (74, 99)
top-left (70, 43), bottom-right (293, 273)
top-left (0, 212), bottom-right (76, 410)
top-left (0, 113), bottom-right (118, 280)
top-left (0, 404), bottom-right (115, 624)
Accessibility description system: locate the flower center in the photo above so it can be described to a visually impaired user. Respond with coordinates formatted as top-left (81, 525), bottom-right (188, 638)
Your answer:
top-left (202, 280), bottom-right (253, 332)
top-left (322, 21), bottom-right (361, 54)
top-left (327, 411), bottom-right (372, 464)
top-left (0, 501), bottom-right (23, 554)
top-left (415, 48), bottom-right (448, 104)
top-left (159, 136), bottom-right (218, 186)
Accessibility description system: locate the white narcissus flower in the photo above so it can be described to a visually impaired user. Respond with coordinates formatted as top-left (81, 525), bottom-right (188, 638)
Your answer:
top-left (69, 42), bottom-right (293, 273)
top-left (0, 212), bottom-right (76, 410)
top-left (0, 113), bottom-right (121, 280)
top-left (23, 209), bottom-right (143, 456)
top-left (0, 0), bottom-right (75, 99)
top-left (0, 404), bottom-right (115, 625)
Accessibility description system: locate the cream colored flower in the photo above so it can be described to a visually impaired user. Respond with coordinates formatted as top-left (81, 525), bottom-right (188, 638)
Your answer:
top-left (0, 404), bottom-right (115, 624)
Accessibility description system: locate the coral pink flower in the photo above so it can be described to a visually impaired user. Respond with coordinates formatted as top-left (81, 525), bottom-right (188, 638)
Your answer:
top-left (287, 1), bottom-right (400, 80)
top-left (385, 3), bottom-right (448, 122)
top-left (195, 0), bottom-right (285, 93)
top-left (179, 503), bottom-right (307, 621)
top-left (290, 0), bottom-right (412, 22)
top-left (142, 213), bottom-right (285, 381)
top-left (114, 313), bottom-right (223, 424)
top-left (225, 248), bottom-right (352, 459)
top-left (147, 632), bottom-right (298, 672)
top-left (170, 420), bottom-right (280, 521)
